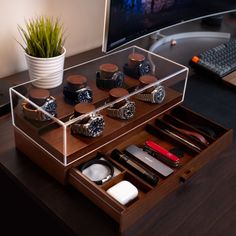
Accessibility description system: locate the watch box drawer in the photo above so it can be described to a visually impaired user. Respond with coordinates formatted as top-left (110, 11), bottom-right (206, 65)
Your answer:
top-left (66, 106), bottom-right (233, 233)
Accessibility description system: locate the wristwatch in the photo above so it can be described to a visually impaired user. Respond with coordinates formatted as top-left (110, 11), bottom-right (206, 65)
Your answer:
top-left (123, 60), bottom-right (151, 79)
top-left (63, 74), bottom-right (93, 104)
top-left (138, 60), bottom-right (152, 76)
top-left (63, 85), bottom-right (93, 104)
top-left (107, 100), bottom-right (136, 120)
top-left (22, 96), bottom-right (57, 121)
top-left (71, 114), bottom-right (105, 137)
top-left (96, 71), bottom-right (124, 89)
top-left (135, 85), bottom-right (165, 104)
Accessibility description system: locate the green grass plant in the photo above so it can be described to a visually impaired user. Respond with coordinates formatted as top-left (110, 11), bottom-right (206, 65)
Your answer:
top-left (18, 16), bottom-right (65, 58)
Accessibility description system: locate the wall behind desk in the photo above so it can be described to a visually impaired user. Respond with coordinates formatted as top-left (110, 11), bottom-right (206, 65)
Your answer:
top-left (0, 0), bottom-right (105, 78)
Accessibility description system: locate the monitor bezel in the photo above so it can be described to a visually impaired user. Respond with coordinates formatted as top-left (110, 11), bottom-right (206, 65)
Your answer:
top-left (102, 0), bottom-right (236, 53)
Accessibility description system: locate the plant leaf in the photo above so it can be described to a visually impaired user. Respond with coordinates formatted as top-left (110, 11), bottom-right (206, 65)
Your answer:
top-left (17, 16), bottom-right (65, 58)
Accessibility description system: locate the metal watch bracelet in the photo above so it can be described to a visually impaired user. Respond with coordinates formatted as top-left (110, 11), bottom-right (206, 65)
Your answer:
top-left (71, 114), bottom-right (105, 137)
top-left (107, 100), bottom-right (136, 120)
top-left (136, 85), bottom-right (165, 104)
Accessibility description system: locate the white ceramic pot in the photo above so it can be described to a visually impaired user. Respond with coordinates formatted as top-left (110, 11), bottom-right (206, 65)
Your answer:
top-left (25, 47), bottom-right (66, 89)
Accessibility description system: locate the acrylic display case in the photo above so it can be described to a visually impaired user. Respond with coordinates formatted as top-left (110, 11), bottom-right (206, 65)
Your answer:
top-left (10, 46), bottom-right (188, 168)
top-left (10, 46), bottom-right (232, 233)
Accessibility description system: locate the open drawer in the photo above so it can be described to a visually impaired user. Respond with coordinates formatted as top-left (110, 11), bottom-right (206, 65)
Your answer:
top-left (67, 106), bottom-right (233, 233)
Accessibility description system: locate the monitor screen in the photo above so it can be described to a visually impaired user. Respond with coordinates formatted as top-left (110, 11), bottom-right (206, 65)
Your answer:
top-left (102, 0), bottom-right (236, 52)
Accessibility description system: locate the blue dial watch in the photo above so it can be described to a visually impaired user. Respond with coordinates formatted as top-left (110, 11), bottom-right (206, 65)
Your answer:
top-left (136, 85), bottom-right (165, 104)
top-left (96, 71), bottom-right (124, 89)
top-left (22, 96), bottom-right (57, 121)
top-left (71, 114), bottom-right (105, 137)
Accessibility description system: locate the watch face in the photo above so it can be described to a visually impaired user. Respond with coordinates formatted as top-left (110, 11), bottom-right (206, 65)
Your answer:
top-left (139, 61), bottom-right (151, 76)
top-left (123, 102), bottom-right (136, 119)
top-left (113, 72), bottom-right (124, 88)
top-left (154, 86), bottom-right (165, 104)
top-left (39, 97), bottom-right (57, 121)
top-left (78, 89), bottom-right (93, 103)
top-left (43, 98), bottom-right (57, 114)
top-left (87, 116), bottom-right (105, 137)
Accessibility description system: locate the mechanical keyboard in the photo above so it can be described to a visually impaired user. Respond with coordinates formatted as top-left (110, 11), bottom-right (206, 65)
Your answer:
top-left (190, 39), bottom-right (236, 78)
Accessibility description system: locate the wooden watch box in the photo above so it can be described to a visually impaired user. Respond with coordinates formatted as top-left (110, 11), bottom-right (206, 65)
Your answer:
top-left (10, 46), bottom-right (233, 233)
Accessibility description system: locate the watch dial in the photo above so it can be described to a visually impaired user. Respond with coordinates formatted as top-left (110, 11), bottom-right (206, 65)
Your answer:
top-left (88, 117), bottom-right (105, 137)
top-left (78, 89), bottom-right (93, 103)
top-left (44, 99), bottom-right (57, 114)
top-left (123, 102), bottom-right (136, 119)
top-left (139, 61), bottom-right (151, 76)
top-left (154, 86), bottom-right (165, 104)
top-left (114, 72), bottom-right (124, 87)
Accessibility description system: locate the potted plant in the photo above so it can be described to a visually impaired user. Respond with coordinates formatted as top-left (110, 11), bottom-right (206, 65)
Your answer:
top-left (17, 16), bottom-right (66, 89)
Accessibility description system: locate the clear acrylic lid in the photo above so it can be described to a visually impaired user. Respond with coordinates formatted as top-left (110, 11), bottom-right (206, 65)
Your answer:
top-left (10, 46), bottom-right (189, 166)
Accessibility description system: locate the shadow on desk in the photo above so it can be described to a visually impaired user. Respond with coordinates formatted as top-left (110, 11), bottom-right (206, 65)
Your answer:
top-left (0, 146), bottom-right (119, 236)
top-left (0, 167), bottom-right (75, 236)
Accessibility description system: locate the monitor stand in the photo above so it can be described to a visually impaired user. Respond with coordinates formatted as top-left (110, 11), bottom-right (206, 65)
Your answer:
top-left (149, 31), bottom-right (231, 67)
top-left (149, 31), bottom-right (230, 53)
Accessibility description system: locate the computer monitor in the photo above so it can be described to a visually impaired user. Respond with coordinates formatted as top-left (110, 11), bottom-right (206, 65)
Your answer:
top-left (102, 0), bottom-right (236, 52)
